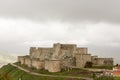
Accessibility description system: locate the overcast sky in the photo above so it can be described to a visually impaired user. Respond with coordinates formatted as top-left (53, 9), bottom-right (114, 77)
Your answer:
top-left (0, 0), bottom-right (120, 63)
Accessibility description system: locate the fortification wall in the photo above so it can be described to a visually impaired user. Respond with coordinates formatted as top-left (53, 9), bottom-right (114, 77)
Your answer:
top-left (75, 54), bottom-right (91, 68)
top-left (91, 56), bottom-right (98, 65)
top-left (76, 48), bottom-right (88, 54)
top-left (18, 43), bottom-right (114, 72)
top-left (60, 44), bottom-right (77, 51)
top-left (61, 44), bottom-right (77, 57)
top-left (24, 57), bottom-right (32, 67)
top-left (30, 47), bottom-right (53, 60)
top-left (103, 58), bottom-right (114, 65)
top-left (52, 43), bottom-right (77, 60)
top-left (61, 57), bottom-right (76, 68)
top-left (45, 60), bottom-right (61, 72)
top-left (91, 56), bottom-right (98, 60)
top-left (96, 58), bottom-right (113, 65)
top-left (32, 59), bottom-right (45, 69)
top-left (18, 56), bottom-right (25, 64)
top-left (52, 43), bottom-right (61, 59)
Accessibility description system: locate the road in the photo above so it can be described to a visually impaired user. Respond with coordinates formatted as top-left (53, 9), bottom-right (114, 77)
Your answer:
top-left (10, 63), bottom-right (93, 80)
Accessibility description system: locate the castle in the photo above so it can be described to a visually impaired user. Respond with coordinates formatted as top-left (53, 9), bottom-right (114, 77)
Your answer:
top-left (18, 43), bottom-right (114, 72)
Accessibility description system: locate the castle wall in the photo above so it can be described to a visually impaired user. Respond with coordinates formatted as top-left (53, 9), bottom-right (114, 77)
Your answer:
top-left (24, 57), bottom-right (32, 67)
top-left (53, 43), bottom-right (77, 60)
top-left (103, 58), bottom-right (114, 65)
top-left (18, 43), bottom-right (114, 73)
top-left (30, 47), bottom-right (53, 60)
top-left (52, 43), bottom-right (61, 59)
top-left (61, 57), bottom-right (76, 68)
top-left (60, 44), bottom-right (77, 57)
top-left (96, 58), bottom-right (104, 65)
top-left (45, 60), bottom-right (61, 72)
top-left (95, 58), bottom-right (114, 65)
top-left (18, 56), bottom-right (25, 64)
top-left (32, 59), bottom-right (45, 69)
top-left (39, 48), bottom-right (53, 60)
top-left (91, 56), bottom-right (98, 65)
top-left (76, 48), bottom-right (88, 54)
top-left (76, 54), bottom-right (91, 68)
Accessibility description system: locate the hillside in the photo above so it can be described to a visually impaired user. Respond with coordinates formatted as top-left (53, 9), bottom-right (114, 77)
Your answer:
top-left (0, 53), bottom-right (17, 67)
top-left (0, 64), bottom-right (81, 80)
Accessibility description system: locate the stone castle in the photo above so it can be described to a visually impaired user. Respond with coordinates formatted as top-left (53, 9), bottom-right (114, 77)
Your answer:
top-left (18, 43), bottom-right (114, 72)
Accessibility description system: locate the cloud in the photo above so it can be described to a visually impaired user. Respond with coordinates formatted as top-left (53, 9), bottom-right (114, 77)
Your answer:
top-left (0, 0), bottom-right (120, 23)
top-left (0, 17), bottom-right (120, 63)
top-left (0, 0), bottom-right (120, 63)
top-left (0, 18), bottom-right (119, 48)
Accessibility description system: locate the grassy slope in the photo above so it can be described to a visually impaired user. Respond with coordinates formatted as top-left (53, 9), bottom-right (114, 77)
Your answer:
top-left (92, 65), bottom-right (113, 70)
top-left (15, 62), bottom-right (93, 78)
top-left (0, 64), bottom-right (81, 80)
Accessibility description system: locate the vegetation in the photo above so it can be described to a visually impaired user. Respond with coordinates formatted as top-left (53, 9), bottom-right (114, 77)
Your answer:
top-left (15, 62), bottom-right (93, 78)
top-left (0, 64), bottom-right (81, 80)
top-left (1, 63), bottom-right (117, 80)
top-left (84, 61), bottom-right (93, 68)
top-left (94, 76), bottom-right (114, 80)
top-left (114, 77), bottom-right (120, 80)
top-left (0, 73), bottom-right (14, 80)
top-left (93, 76), bottom-right (120, 80)
top-left (92, 65), bottom-right (113, 70)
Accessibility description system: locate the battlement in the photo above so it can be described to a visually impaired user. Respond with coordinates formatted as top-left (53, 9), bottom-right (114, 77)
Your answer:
top-left (53, 43), bottom-right (77, 50)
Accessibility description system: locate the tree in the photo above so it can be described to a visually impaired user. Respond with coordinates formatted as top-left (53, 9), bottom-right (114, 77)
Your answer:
top-left (85, 61), bottom-right (93, 68)
top-left (116, 64), bottom-right (119, 67)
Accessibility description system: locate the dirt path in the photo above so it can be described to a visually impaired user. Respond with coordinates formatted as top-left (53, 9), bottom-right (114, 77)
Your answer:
top-left (10, 63), bottom-right (93, 80)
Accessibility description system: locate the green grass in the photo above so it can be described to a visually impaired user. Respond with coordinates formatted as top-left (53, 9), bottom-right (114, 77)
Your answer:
top-left (94, 76), bottom-right (120, 80)
top-left (15, 62), bottom-right (93, 78)
top-left (114, 77), bottom-right (120, 80)
top-left (92, 65), bottom-right (113, 70)
top-left (0, 64), bottom-right (81, 80)
top-left (94, 76), bottom-right (114, 80)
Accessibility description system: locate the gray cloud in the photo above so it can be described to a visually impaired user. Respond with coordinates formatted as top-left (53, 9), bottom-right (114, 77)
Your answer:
top-left (0, 0), bottom-right (120, 63)
top-left (0, 0), bottom-right (120, 23)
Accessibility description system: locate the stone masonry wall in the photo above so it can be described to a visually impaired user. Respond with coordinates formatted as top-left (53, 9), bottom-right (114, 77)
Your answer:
top-left (52, 43), bottom-right (77, 59)
top-left (30, 47), bottom-right (53, 60)
top-left (91, 56), bottom-right (98, 65)
top-left (45, 60), bottom-right (61, 72)
top-left (76, 54), bottom-right (91, 68)
top-left (32, 59), bottom-right (45, 69)
top-left (18, 56), bottom-right (25, 64)
top-left (95, 58), bottom-right (113, 65)
top-left (18, 43), bottom-right (114, 72)
top-left (76, 48), bottom-right (88, 54)
top-left (24, 57), bottom-right (32, 67)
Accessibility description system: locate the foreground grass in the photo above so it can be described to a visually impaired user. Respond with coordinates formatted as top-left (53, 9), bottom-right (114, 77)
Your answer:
top-left (0, 64), bottom-right (81, 80)
top-left (114, 77), bottom-right (120, 80)
top-left (93, 76), bottom-right (120, 80)
top-left (92, 65), bottom-right (113, 70)
top-left (15, 62), bottom-right (93, 78)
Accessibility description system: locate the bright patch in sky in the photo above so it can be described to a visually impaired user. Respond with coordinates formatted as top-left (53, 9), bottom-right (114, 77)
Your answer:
top-left (0, 18), bottom-right (120, 63)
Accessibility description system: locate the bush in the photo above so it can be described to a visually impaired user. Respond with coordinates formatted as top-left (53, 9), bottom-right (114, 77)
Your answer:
top-left (85, 61), bottom-right (93, 68)
top-left (94, 76), bottom-right (114, 80)
top-left (92, 65), bottom-right (113, 70)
